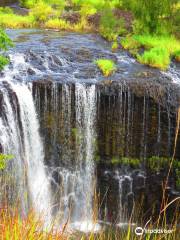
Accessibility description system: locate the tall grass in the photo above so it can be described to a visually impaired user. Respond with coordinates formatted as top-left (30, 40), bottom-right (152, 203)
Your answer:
top-left (121, 35), bottom-right (180, 70)
top-left (0, 13), bottom-right (34, 28)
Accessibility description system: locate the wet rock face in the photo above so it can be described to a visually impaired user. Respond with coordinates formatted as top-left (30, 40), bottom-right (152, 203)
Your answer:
top-left (32, 81), bottom-right (180, 222)
top-left (3, 30), bottom-right (180, 222)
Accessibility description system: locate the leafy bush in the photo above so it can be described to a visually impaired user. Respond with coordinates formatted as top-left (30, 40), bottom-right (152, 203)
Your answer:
top-left (0, 56), bottom-right (9, 71)
top-left (30, 1), bottom-right (54, 22)
top-left (99, 4), bottom-right (127, 42)
top-left (131, 0), bottom-right (178, 34)
top-left (0, 29), bottom-right (13, 70)
top-left (0, 29), bottom-right (13, 50)
top-left (95, 59), bottom-right (116, 77)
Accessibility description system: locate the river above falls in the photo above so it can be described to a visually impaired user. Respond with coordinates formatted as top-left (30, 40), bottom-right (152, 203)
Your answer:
top-left (0, 29), bottom-right (180, 233)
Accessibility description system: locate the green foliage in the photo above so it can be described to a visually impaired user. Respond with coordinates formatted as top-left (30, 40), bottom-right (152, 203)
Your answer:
top-left (99, 5), bottom-right (126, 41)
top-left (0, 12), bottom-right (34, 28)
top-left (20, 0), bottom-right (37, 8)
top-left (45, 18), bottom-right (71, 30)
top-left (30, 2), bottom-right (54, 22)
top-left (0, 55), bottom-right (9, 70)
top-left (111, 157), bottom-right (140, 167)
top-left (0, 7), bottom-right (14, 14)
top-left (95, 59), bottom-right (116, 77)
top-left (79, 4), bottom-right (97, 17)
top-left (44, 0), bottom-right (65, 11)
top-left (20, 0), bottom-right (65, 9)
top-left (0, 29), bottom-right (13, 70)
top-left (137, 48), bottom-right (170, 70)
top-left (0, 154), bottom-right (13, 170)
top-left (0, 29), bottom-right (13, 51)
top-left (121, 35), bottom-right (180, 70)
top-left (72, 0), bottom-right (105, 10)
top-left (112, 41), bottom-right (118, 51)
top-left (130, 0), bottom-right (178, 34)
top-left (174, 50), bottom-right (180, 62)
top-left (147, 156), bottom-right (170, 172)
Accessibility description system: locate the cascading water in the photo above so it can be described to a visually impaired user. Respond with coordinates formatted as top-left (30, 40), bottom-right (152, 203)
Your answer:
top-left (43, 83), bottom-right (100, 232)
top-left (115, 171), bottom-right (133, 225)
top-left (0, 53), bottom-right (101, 231)
top-left (71, 83), bottom-right (98, 231)
top-left (0, 55), bottom-right (52, 223)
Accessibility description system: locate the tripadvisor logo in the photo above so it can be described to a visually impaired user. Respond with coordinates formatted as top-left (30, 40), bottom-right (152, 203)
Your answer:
top-left (135, 227), bottom-right (173, 236)
top-left (135, 227), bottom-right (144, 236)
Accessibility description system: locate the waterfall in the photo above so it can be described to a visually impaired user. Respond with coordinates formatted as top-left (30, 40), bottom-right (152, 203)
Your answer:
top-left (115, 171), bottom-right (133, 224)
top-left (0, 54), bottom-right (52, 222)
top-left (71, 84), bottom-right (97, 231)
top-left (0, 82), bottom-right (52, 223)
top-left (45, 83), bottom-right (100, 232)
top-left (11, 83), bottom-right (52, 220)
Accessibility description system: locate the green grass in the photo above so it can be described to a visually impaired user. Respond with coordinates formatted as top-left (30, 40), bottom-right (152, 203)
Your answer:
top-left (111, 157), bottom-right (141, 167)
top-left (45, 18), bottom-right (71, 30)
top-left (111, 41), bottom-right (119, 51)
top-left (0, 12), bottom-right (34, 28)
top-left (95, 59), bottom-right (116, 77)
top-left (121, 35), bottom-right (180, 70)
top-left (137, 47), bottom-right (170, 70)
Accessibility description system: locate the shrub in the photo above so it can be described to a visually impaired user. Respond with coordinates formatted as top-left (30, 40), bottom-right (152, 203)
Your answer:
top-left (131, 0), bottom-right (178, 34)
top-left (0, 29), bottom-right (13, 70)
top-left (95, 59), bottom-right (116, 77)
top-left (0, 56), bottom-right (9, 71)
top-left (30, 1), bottom-right (54, 23)
top-left (99, 5), bottom-right (126, 41)
top-left (0, 29), bottom-right (13, 50)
